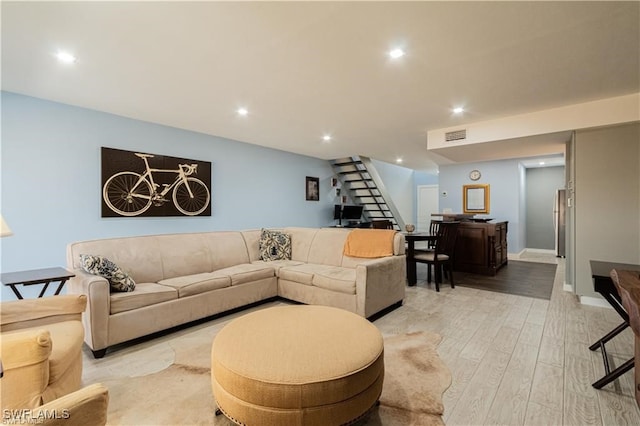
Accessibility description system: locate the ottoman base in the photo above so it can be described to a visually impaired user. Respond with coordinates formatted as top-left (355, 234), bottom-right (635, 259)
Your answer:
top-left (211, 306), bottom-right (385, 426)
top-left (213, 371), bottom-right (383, 426)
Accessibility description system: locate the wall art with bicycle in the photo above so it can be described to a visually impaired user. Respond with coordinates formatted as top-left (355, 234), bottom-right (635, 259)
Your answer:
top-left (101, 147), bottom-right (212, 217)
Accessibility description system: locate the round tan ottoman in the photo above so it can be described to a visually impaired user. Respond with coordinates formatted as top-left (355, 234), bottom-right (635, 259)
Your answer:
top-left (211, 305), bottom-right (384, 426)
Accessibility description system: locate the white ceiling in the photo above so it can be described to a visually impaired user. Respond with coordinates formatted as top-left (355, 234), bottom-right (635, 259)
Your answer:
top-left (2, 1), bottom-right (639, 171)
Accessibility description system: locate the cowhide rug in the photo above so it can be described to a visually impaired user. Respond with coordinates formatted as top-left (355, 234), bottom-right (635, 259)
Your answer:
top-left (101, 329), bottom-right (451, 425)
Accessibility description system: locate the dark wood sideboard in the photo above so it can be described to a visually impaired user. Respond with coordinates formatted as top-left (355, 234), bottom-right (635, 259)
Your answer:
top-left (453, 221), bottom-right (508, 276)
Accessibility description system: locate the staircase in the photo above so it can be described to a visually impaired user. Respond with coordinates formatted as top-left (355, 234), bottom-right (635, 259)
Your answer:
top-left (329, 156), bottom-right (405, 231)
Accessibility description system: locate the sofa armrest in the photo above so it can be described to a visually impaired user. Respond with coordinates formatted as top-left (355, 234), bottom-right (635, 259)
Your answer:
top-left (393, 232), bottom-right (406, 255)
top-left (0, 295), bottom-right (86, 332)
top-left (67, 271), bottom-right (110, 353)
top-left (355, 255), bottom-right (406, 318)
top-left (0, 329), bottom-right (52, 410)
top-left (31, 383), bottom-right (109, 426)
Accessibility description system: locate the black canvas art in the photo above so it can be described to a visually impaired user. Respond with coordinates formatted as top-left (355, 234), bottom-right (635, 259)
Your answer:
top-left (101, 147), bottom-right (212, 217)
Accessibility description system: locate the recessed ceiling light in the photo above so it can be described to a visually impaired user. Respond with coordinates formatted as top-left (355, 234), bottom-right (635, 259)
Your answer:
top-left (539, 161), bottom-right (545, 165)
top-left (56, 51), bottom-right (76, 64)
top-left (396, 157), bottom-right (403, 164)
top-left (322, 135), bottom-right (332, 142)
top-left (237, 107), bottom-right (248, 116)
top-left (452, 107), bottom-right (464, 114)
top-left (389, 48), bottom-right (405, 59)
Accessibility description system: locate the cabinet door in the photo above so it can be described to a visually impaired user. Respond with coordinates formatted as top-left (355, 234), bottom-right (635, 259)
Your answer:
top-left (454, 225), bottom-right (488, 268)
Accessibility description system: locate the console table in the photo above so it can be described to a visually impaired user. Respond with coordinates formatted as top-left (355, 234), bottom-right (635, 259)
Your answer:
top-left (0, 267), bottom-right (75, 299)
top-left (589, 260), bottom-right (640, 390)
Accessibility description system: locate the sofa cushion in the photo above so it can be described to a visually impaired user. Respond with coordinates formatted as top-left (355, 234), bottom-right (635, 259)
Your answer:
top-left (68, 235), bottom-right (164, 283)
top-left (156, 234), bottom-right (213, 280)
top-left (278, 264), bottom-right (319, 286)
top-left (283, 227), bottom-right (319, 262)
top-left (79, 254), bottom-right (136, 292)
top-left (241, 229), bottom-right (263, 262)
top-left (110, 283), bottom-right (178, 314)
top-left (215, 264), bottom-right (275, 286)
top-left (312, 267), bottom-right (357, 295)
top-left (279, 264), bottom-right (357, 294)
top-left (158, 273), bottom-right (231, 298)
top-left (204, 232), bottom-right (251, 271)
top-left (259, 229), bottom-right (292, 261)
top-left (306, 228), bottom-right (351, 267)
top-left (251, 260), bottom-right (305, 276)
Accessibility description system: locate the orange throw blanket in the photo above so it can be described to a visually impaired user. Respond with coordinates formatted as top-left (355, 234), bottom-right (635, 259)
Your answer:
top-left (343, 229), bottom-right (397, 258)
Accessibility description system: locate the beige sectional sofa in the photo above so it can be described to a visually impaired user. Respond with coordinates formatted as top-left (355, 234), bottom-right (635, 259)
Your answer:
top-left (66, 227), bottom-right (406, 358)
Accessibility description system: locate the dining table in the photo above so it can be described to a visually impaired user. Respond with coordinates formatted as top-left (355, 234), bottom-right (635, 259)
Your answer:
top-left (402, 232), bottom-right (439, 286)
top-left (589, 260), bottom-right (640, 390)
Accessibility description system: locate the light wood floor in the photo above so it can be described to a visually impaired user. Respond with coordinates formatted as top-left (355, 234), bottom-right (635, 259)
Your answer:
top-left (372, 256), bottom-right (640, 425)
top-left (81, 253), bottom-right (639, 425)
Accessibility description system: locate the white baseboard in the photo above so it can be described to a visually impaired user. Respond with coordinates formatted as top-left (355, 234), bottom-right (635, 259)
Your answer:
top-left (524, 248), bottom-right (556, 255)
top-left (510, 248), bottom-right (557, 259)
top-left (509, 249), bottom-right (527, 259)
top-left (579, 295), bottom-right (612, 309)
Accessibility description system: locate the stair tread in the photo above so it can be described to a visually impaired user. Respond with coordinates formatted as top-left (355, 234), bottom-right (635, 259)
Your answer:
top-left (331, 157), bottom-right (402, 231)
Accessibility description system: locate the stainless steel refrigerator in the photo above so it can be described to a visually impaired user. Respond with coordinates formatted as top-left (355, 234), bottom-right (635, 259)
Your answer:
top-left (553, 189), bottom-right (566, 257)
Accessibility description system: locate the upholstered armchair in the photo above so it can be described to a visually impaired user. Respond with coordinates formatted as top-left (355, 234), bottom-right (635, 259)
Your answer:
top-left (1, 382), bottom-right (109, 426)
top-left (0, 294), bottom-right (108, 425)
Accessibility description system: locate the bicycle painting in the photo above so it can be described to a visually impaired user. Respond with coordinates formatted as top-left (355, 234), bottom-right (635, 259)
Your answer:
top-left (101, 147), bottom-right (212, 217)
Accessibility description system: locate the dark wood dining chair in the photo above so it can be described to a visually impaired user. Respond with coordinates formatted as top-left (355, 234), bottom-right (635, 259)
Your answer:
top-left (413, 221), bottom-right (460, 291)
top-left (371, 219), bottom-right (393, 229)
top-left (428, 220), bottom-right (442, 250)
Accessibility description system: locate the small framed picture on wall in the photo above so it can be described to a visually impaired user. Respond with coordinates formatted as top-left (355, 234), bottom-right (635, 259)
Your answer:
top-left (306, 176), bottom-right (320, 201)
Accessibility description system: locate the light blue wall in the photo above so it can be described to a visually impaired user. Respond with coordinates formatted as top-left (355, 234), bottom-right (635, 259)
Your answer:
top-left (370, 159), bottom-right (414, 225)
top-left (0, 92), bottom-right (335, 299)
top-left (438, 159), bottom-right (524, 254)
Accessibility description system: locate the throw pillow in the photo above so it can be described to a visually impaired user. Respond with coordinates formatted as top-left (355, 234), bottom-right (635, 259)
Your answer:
top-left (259, 229), bottom-right (292, 261)
top-left (79, 254), bottom-right (136, 292)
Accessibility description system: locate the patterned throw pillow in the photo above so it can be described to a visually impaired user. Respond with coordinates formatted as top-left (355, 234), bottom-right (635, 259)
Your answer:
top-left (79, 254), bottom-right (136, 292)
top-left (259, 229), bottom-right (292, 261)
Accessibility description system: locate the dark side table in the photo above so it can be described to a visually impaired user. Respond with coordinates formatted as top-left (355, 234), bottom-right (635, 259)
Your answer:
top-left (0, 267), bottom-right (75, 299)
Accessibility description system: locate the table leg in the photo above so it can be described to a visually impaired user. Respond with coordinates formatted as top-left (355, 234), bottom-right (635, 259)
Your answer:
top-left (589, 322), bottom-right (628, 351)
top-left (591, 275), bottom-right (635, 389)
top-left (54, 279), bottom-right (69, 295)
top-left (37, 280), bottom-right (52, 298)
top-left (8, 284), bottom-right (24, 299)
top-left (592, 357), bottom-right (635, 389)
top-left (407, 240), bottom-right (416, 286)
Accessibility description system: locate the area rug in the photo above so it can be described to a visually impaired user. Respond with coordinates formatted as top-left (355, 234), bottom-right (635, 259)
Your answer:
top-left (452, 260), bottom-right (557, 300)
top-left (102, 329), bottom-right (451, 425)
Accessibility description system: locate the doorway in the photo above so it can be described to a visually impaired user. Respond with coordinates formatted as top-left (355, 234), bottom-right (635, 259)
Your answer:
top-left (417, 185), bottom-right (439, 232)
top-left (525, 166), bottom-right (565, 251)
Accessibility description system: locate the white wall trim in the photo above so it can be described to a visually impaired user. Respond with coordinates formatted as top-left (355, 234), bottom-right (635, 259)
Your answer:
top-left (509, 248), bottom-right (557, 259)
top-left (524, 248), bottom-right (556, 255)
top-left (563, 282), bottom-right (574, 292)
top-left (580, 295), bottom-right (612, 309)
top-left (427, 93), bottom-right (640, 150)
top-left (508, 249), bottom-right (527, 259)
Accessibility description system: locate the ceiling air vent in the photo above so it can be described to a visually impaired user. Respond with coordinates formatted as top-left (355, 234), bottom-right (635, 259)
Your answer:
top-left (445, 129), bottom-right (466, 142)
